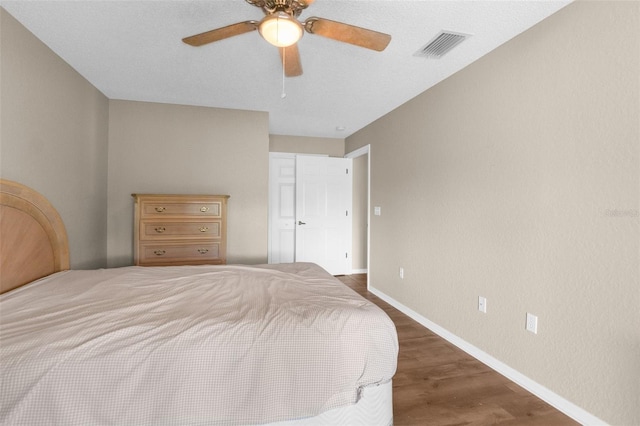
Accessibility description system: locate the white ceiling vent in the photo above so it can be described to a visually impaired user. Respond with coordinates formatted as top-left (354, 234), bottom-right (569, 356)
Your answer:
top-left (415, 31), bottom-right (470, 59)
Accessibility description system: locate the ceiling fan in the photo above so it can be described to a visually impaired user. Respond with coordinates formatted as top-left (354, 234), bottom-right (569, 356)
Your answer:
top-left (182, 0), bottom-right (392, 77)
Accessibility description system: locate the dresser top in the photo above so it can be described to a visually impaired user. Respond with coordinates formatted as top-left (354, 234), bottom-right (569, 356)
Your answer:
top-left (132, 194), bottom-right (230, 199)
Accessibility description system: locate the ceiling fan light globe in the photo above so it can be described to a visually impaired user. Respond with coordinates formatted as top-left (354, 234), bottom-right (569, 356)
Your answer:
top-left (259, 12), bottom-right (303, 47)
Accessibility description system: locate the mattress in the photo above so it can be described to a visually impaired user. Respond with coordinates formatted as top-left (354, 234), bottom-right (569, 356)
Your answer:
top-left (0, 262), bottom-right (398, 425)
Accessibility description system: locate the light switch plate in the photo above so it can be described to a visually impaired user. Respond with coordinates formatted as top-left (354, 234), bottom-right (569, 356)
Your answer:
top-left (526, 313), bottom-right (538, 334)
top-left (478, 296), bottom-right (487, 313)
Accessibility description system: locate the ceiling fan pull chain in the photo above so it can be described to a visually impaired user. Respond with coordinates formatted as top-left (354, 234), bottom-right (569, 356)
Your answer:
top-left (281, 47), bottom-right (287, 98)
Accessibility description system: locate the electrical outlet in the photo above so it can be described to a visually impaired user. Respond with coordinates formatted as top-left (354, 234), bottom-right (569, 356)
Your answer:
top-left (399, 267), bottom-right (404, 279)
top-left (526, 313), bottom-right (538, 334)
top-left (478, 296), bottom-right (487, 313)
top-left (374, 206), bottom-right (381, 216)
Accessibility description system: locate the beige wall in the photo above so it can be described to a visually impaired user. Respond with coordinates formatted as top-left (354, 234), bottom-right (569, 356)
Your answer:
top-left (0, 9), bottom-right (109, 269)
top-left (346, 1), bottom-right (639, 424)
top-left (107, 100), bottom-right (269, 267)
top-left (269, 134), bottom-right (345, 157)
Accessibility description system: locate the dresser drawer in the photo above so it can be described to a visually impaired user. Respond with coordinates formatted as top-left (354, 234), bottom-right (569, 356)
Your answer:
top-left (138, 242), bottom-right (223, 266)
top-left (140, 221), bottom-right (221, 240)
top-left (140, 200), bottom-right (223, 218)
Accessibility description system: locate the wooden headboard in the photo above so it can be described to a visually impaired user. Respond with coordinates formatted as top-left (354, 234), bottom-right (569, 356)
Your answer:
top-left (0, 179), bottom-right (70, 294)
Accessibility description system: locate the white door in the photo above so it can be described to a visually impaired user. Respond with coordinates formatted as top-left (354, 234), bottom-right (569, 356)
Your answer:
top-left (268, 153), bottom-right (296, 264)
top-left (295, 155), bottom-right (352, 275)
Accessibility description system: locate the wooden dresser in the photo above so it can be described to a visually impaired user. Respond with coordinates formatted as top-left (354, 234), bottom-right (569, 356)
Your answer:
top-left (132, 194), bottom-right (229, 266)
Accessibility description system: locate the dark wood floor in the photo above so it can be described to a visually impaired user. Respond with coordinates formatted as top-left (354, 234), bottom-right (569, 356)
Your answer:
top-left (337, 274), bottom-right (578, 426)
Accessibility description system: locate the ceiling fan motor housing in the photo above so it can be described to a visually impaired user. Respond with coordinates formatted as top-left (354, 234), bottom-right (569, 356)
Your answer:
top-left (246, 0), bottom-right (311, 17)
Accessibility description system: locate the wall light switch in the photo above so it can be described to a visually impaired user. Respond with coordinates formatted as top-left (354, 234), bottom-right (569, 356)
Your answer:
top-left (374, 206), bottom-right (381, 216)
top-left (478, 296), bottom-right (487, 313)
top-left (526, 313), bottom-right (538, 334)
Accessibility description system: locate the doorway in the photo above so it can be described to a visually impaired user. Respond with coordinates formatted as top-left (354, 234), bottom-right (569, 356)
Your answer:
top-left (268, 153), bottom-right (353, 275)
top-left (345, 145), bottom-right (370, 275)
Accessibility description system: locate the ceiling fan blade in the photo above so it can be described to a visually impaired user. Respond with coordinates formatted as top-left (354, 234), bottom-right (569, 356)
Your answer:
top-left (182, 21), bottom-right (259, 46)
top-left (304, 17), bottom-right (391, 51)
top-left (279, 44), bottom-right (303, 77)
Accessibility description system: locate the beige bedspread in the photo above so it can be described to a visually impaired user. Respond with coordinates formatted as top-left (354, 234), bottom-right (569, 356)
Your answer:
top-left (0, 263), bottom-right (398, 425)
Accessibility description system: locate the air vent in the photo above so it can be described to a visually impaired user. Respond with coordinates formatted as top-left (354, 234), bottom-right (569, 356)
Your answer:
top-left (415, 31), bottom-right (469, 59)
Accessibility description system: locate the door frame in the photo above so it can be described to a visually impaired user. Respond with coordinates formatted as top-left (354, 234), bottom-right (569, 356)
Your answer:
top-left (344, 145), bottom-right (370, 280)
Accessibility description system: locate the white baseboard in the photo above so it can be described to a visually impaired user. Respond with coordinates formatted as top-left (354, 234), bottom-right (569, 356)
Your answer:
top-left (368, 286), bottom-right (608, 426)
top-left (350, 269), bottom-right (367, 274)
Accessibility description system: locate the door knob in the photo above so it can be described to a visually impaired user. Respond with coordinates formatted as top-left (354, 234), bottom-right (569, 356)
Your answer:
top-left (298, 221), bottom-right (306, 225)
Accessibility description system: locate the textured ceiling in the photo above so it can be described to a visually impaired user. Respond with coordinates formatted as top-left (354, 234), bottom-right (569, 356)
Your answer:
top-left (1, 0), bottom-right (571, 138)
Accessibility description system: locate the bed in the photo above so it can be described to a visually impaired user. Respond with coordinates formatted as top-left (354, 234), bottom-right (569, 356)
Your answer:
top-left (0, 179), bottom-right (398, 426)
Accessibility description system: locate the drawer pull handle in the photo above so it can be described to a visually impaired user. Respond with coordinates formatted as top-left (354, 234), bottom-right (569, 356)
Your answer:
top-left (155, 227), bottom-right (166, 233)
top-left (199, 227), bottom-right (209, 233)
top-left (155, 207), bottom-right (166, 213)
top-left (197, 248), bottom-right (209, 254)
top-left (200, 206), bottom-right (209, 212)
top-left (153, 250), bottom-right (166, 256)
